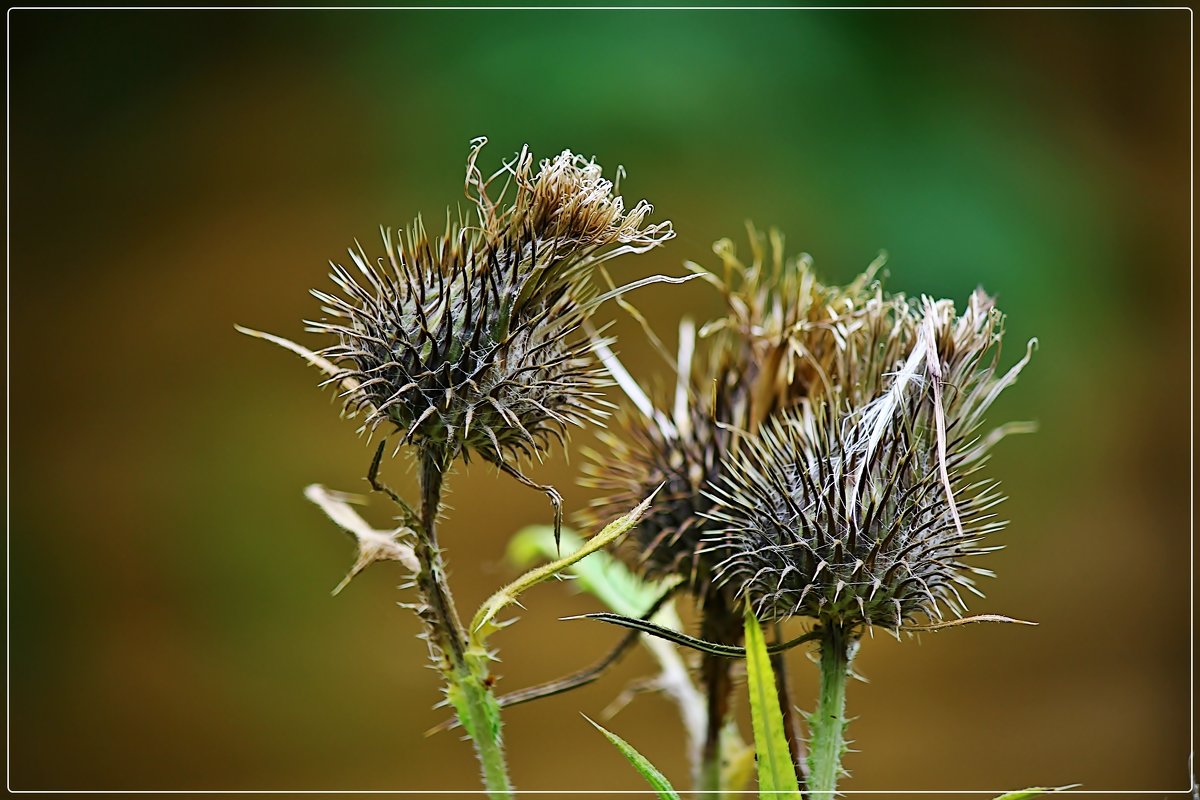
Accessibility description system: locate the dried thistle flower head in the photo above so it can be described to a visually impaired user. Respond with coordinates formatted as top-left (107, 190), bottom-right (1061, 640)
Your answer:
top-left (580, 322), bottom-right (749, 594)
top-left (691, 224), bottom-right (889, 426)
top-left (702, 291), bottom-right (1036, 630)
top-left (308, 138), bottom-right (674, 470)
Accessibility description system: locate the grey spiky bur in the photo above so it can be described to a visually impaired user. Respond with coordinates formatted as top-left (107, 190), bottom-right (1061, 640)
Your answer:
top-left (704, 291), bottom-right (1035, 630)
top-left (702, 282), bottom-right (1035, 794)
top-left (240, 138), bottom-right (674, 798)
top-left (311, 140), bottom-right (673, 537)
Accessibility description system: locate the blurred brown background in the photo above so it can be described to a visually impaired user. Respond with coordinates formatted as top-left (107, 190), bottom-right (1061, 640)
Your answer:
top-left (6, 8), bottom-right (1192, 794)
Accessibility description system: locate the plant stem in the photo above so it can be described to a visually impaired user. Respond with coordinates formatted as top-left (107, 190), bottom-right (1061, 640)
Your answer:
top-left (806, 620), bottom-right (852, 797)
top-left (696, 592), bottom-right (742, 796)
top-left (446, 661), bottom-right (511, 799)
top-left (412, 450), bottom-right (513, 799)
top-left (413, 452), bottom-right (467, 666)
top-left (696, 648), bottom-right (730, 796)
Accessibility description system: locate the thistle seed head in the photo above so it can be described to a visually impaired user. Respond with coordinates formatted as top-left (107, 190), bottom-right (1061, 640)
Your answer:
top-left (702, 290), bottom-right (1035, 630)
top-left (697, 225), bottom-right (891, 424)
top-left (580, 327), bottom-right (750, 593)
top-left (307, 139), bottom-right (673, 467)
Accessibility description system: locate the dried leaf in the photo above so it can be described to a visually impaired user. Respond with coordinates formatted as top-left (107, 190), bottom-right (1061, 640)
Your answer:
top-left (303, 484), bottom-right (417, 594)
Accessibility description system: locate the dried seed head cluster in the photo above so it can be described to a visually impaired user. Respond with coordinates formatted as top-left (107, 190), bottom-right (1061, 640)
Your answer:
top-left (703, 290), bottom-right (1035, 629)
top-left (584, 228), bottom-right (891, 597)
top-left (308, 139), bottom-right (673, 469)
top-left (588, 227), bottom-right (1034, 633)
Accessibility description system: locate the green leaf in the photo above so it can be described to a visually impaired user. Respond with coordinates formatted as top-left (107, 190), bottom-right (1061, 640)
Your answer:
top-left (585, 716), bottom-right (680, 800)
top-left (508, 525), bottom-right (678, 620)
top-left (743, 607), bottom-right (802, 798)
top-left (470, 493), bottom-right (657, 644)
top-left (993, 787), bottom-right (1078, 800)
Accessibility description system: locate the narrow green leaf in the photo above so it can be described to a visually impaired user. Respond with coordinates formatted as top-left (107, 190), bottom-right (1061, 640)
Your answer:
top-left (507, 525), bottom-right (678, 620)
top-left (585, 716), bottom-right (680, 800)
top-left (743, 607), bottom-right (802, 798)
top-left (993, 787), bottom-right (1078, 800)
top-left (470, 493), bottom-right (657, 643)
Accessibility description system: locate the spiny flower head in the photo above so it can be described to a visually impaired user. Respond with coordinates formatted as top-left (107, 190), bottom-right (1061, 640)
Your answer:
top-left (702, 291), bottom-right (1036, 630)
top-left (307, 138), bottom-right (674, 468)
top-left (580, 323), bottom-right (751, 594)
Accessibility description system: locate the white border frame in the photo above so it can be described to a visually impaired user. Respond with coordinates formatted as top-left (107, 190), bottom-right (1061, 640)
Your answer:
top-left (4, 5), bottom-right (1194, 796)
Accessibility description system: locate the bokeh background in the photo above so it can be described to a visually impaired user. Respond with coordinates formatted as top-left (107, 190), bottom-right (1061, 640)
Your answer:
top-left (7, 7), bottom-right (1192, 794)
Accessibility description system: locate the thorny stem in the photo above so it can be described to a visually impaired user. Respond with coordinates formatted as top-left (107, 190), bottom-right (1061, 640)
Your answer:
top-left (413, 452), bottom-right (467, 665)
top-left (806, 621), bottom-right (853, 798)
top-left (445, 662), bottom-right (511, 800)
top-left (394, 448), bottom-right (513, 798)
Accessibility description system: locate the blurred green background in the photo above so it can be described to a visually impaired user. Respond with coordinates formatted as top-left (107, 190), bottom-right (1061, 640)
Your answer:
top-left (7, 8), bottom-right (1191, 794)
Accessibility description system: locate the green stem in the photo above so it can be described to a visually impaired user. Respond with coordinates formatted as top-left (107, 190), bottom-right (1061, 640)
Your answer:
top-left (806, 621), bottom-right (852, 797)
top-left (413, 450), bottom-right (512, 799)
top-left (446, 660), bottom-right (512, 799)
